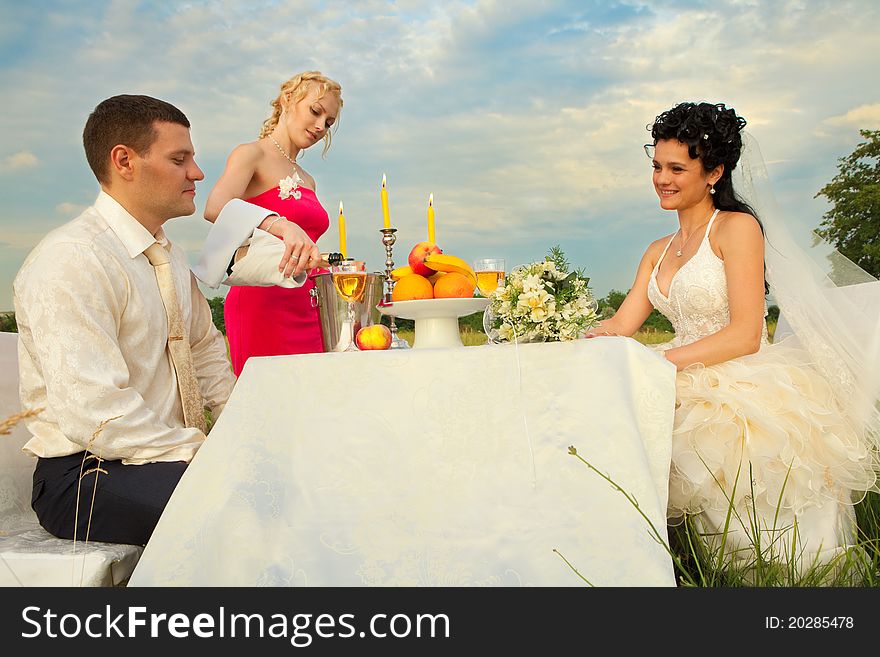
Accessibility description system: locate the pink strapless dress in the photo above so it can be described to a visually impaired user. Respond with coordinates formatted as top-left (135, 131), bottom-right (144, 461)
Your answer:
top-left (224, 185), bottom-right (330, 376)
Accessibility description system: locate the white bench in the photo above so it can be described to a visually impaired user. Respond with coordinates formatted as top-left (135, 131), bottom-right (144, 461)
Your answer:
top-left (0, 331), bottom-right (142, 586)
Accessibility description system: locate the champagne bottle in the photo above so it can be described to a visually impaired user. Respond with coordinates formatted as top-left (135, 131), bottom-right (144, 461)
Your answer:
top-left (320, 252), bottom-right (344, 267)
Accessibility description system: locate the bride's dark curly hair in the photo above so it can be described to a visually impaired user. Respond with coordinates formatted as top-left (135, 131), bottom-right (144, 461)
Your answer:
top-left (649, 102), bottom-right (767, 292)
top-left (649, 102), bottom-right (757, 219)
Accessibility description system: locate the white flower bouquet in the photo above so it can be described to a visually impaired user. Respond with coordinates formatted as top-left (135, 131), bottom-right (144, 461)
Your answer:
top-left (484, 246), bottom-right (599, 343)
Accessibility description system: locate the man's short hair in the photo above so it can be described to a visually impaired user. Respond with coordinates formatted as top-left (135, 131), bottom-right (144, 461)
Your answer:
top-left (83, 95), bottom-right (190, 184)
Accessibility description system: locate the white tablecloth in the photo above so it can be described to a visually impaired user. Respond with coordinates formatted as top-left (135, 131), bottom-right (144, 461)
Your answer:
top-left (129, 338), bottom-right (678, 586)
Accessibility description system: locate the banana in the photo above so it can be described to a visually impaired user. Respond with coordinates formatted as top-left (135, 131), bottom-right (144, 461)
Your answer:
top-left (423, 254), bottom-right (476, 286)
top-left (390, 265), bottom-right (414, 280)
top-left (392, 265), bottom-right (445, 284)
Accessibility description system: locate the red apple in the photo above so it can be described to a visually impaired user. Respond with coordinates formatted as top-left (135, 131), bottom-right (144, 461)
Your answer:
top-left (355, 324), bottom-right (393, 350)
top-left (408, 241), bottom-right (442, 277)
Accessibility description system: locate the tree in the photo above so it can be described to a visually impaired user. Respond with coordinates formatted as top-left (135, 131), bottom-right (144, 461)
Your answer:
top-left (0, 312), bottom-right (16, 333)
top-left (596, 289), bottom-right (673, 333)
top-left (596, 289), bottom-right (626, 319)
top-left (815, 129), bottom-right (880, 278)
top-left (207, 297), bottom-right (225, 335)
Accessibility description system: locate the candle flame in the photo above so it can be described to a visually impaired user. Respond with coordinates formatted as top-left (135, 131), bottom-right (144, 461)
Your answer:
top-left (339, 201), bottom-right (344, 214)
top-left (429, 193), bottom-right (433, 207)
top-left (382, 173), bottom-right (387, 188)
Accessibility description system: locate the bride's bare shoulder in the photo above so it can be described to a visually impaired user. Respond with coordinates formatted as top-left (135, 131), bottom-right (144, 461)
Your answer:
top-left (640, 232), bottom-right (676, 267)
top-left (647, 232), bottom-right (675, 255)
top-left (715, 211), bottom-right (763, 240)
top-left (650, 232), bottom-right (676, 249)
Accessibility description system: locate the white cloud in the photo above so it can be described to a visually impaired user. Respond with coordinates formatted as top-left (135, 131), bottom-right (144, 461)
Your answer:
top-left (0, 0), bottom-right (879, 310)
top-left (0, 229), bottom-right (48, 250)
top-left (2, 150), bottom-right (39, 171)
top-left (824, 103), bottom-right (880, 129)
top-left (55, 202), bottom-right (87, 216)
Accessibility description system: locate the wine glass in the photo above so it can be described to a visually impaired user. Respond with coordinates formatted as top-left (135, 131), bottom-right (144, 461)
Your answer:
top-left (473, 258), bottom-right (506, 297)
top-left (331, 259), bottom-right (367, 351)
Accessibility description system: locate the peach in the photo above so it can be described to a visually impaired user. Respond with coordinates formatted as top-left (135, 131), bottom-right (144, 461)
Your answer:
top-left (392, 274), bottom-right (434, 301)
top-left (433, 272), bottom-right (476, 298)
top-left (356, 324), bottom-right (392, 350)
top-left (408, 241), bottom-right (442, 277)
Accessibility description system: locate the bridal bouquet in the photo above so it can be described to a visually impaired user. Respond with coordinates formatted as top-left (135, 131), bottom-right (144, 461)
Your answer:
top-left (484, 246), bottom-right (599, 343)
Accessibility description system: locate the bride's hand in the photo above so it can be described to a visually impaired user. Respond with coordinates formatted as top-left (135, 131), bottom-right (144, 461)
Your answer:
top-left (584, 329), bottom-right (617, 338)
top-left (273, 219), bottom-right (321, 278)
top-left (584, 321), bottom-right (618, 339)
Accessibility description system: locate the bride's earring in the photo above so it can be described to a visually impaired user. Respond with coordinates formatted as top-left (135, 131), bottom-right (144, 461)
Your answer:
top-left (710, 185), bottom-right (716, 195)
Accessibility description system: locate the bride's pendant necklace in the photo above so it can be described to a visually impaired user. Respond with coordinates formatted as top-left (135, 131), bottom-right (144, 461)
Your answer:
top-left (269, 134), bottom-right (303, 201)
top-left (675, 210), bottom-right (715, 257)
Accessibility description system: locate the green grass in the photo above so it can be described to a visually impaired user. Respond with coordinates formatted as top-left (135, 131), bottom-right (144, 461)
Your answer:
top-left (633, 330), bottom-right (675, 345)
top-left (664, 492), bottom-right (880, 587)
top-left (568, 446), bottom-right (880, 587)
top-left (631, 319), bottom-right (779, 346)
top-left (394, 328), bottom-right (487, 347)
top-left (393, 322), bottom-right (776, 349)
top-left (397, 328), bottom-right (677, 347)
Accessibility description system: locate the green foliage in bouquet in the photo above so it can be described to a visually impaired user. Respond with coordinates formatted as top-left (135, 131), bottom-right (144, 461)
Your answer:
top-left (485, 246), bottom-right (599, 343)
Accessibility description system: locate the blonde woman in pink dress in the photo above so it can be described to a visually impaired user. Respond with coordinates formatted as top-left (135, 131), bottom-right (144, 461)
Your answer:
top-left (204, 71), bottom-right (342, 376)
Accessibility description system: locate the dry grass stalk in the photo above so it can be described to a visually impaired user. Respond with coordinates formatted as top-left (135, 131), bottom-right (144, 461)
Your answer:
top-left (0, 408), bottom-right (43, 436)
top-left (2, 408), bottom-right (123, 585)
top-left (72, 415), bottom-right (120, 586)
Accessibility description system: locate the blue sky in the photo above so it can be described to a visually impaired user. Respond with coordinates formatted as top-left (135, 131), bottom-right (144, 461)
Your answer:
top-left (2, 0), bottom-right (879, 311)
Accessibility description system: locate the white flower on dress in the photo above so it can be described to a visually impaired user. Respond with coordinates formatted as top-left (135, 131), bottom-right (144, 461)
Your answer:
top-left (278, 171), bottom-right (304, 201)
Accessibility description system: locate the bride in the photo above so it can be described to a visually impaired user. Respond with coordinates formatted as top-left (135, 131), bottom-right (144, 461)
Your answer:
top-left (589, 101), bottom-right (880, 568)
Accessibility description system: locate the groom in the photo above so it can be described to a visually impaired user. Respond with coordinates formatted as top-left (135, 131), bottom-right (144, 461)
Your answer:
top-left (12, 95), bottom-right (252, 546)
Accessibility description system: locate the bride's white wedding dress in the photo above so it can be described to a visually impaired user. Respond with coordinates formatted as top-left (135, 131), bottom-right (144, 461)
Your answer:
top-left (647, 209), bottom-right (873, 565)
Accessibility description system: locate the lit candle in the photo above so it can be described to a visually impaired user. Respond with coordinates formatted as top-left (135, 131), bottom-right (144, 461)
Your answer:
top-left (427, 193), bottom-right (435, 244)
top-left (381, 173), bottom-right (390, 229)
top-left (338, 201), bottom-right (347, 258)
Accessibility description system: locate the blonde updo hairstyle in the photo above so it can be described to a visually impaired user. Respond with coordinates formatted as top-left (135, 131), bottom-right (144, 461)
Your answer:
top-left (259, 71), bottom-right (343, 158)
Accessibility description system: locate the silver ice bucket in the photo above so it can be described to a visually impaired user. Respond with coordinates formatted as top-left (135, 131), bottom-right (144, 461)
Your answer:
top-left (309, 272), bottom-right (385, 352)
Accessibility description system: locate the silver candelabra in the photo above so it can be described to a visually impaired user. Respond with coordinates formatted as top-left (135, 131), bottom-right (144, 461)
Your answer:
top-left (380, 227), bottom-right (410, 349)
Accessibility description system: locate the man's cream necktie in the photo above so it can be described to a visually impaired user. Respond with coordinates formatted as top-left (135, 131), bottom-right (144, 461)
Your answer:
top-left (144, 242), bottom-right (207, 434)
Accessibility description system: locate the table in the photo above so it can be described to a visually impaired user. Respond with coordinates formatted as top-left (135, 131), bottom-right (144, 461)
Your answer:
top-left (129, 338), bottom-right (678, 586)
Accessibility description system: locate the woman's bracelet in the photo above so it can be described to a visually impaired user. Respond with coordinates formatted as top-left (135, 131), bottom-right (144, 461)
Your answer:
top-left (263, 215), bottom-right (285, 235)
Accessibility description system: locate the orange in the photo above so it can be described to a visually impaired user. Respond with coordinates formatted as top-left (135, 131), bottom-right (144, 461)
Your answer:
top-left (433, 272), bottom-right (475, 298)
top-left (392, 274), bottom-right (434, 301)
